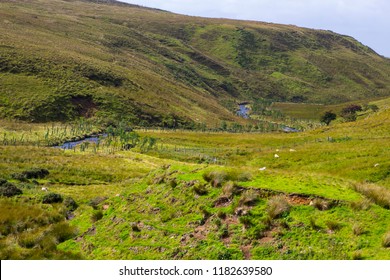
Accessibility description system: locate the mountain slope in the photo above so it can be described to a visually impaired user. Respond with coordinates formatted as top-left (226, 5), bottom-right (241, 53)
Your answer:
top-left (0, 0), bottom-right (389, 125)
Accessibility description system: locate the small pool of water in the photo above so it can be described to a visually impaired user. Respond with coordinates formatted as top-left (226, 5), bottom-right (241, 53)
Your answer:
top-left (237, 104), bottom-right (250, 119)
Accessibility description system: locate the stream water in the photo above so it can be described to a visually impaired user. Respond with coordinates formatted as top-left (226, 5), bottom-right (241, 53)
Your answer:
top-left (55, 134), bottom-right (106, 149)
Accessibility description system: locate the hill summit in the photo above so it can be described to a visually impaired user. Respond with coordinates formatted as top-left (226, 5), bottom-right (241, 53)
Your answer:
top-left (0, 0), bottom-right (389, 126)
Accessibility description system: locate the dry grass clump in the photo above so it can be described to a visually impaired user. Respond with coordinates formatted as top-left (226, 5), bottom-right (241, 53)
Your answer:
top-left (326, 220), bottom-right (342, 231)
top-left (351, 250), bottom-right (364, 260)
top-left (352, 224), bottom-right (366, 236)
top-left (310, 198), bottom-right (330, 211)
top-left (203, 170), bottom-right (252, 188)
top-left (203, 171), bottom-right (229, 188)
top-left (350, 199), bottom-right (372, 211)
top-left (88, 196), bottom-right (108, 210)
top-left (239, 189), bottom-right (259, 206)
top-left (267, 196), bottom-right (291, 219)
top-left (382, 232), bottom-right (390, 248)
top-left (353, 183), bottom-right (390, 209)
top-left (222, 181), bottom-right (242, 198)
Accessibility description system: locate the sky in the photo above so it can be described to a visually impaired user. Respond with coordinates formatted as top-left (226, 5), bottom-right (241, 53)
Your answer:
top-left (120, 0), bottom-right (390, 58)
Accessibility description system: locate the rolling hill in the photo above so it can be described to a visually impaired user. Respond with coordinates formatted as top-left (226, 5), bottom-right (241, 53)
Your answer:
top-left (1, 0), bottom-right (390, 126)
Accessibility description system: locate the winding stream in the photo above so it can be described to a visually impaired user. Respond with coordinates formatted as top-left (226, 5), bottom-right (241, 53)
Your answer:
top-left (55, 134), bottom-right (106, 149)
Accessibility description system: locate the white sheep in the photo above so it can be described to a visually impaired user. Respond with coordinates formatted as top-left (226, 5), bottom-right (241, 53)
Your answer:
top-left (41, 187), bottom-right (48, 192)
top-left (274, 154), bottom-right (280, 158)
top-left (259, 167), bottom-right (267, 171)
top-left (289, 149), bottom-right (296, 152)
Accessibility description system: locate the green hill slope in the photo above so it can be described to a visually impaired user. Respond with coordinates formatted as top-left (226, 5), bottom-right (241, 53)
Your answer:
top-left (1, 0), bottom-right (389, 126)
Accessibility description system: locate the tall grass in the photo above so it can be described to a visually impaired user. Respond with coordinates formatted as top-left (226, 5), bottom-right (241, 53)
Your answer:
top-left (353, 183), bottom-right (390, 209)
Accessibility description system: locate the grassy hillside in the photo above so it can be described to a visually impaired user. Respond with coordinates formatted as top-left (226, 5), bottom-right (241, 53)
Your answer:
top-left (0, 101), bottom-right (389, 260)
top-left (0, 0), bottom-right (389, 126)
top-left (0, 0), bottom-right (389, 260)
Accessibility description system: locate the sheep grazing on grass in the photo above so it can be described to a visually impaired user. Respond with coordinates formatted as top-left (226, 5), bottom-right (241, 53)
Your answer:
top-left (41, 187), bottom-right (48, 192)
top-left (259, 167), bottom-right (267, 171)
top-left (274, 154), bottom-right (280, 158)
top-left (289, 149), bottom-right (296, 152)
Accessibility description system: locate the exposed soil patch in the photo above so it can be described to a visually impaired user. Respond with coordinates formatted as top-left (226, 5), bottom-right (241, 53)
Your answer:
top-left (286, 194), bottom-right (312, 205)
top-left (241, 245), bottom-right (252, 260)
top-left (213, 196), bottom-right (232, 207)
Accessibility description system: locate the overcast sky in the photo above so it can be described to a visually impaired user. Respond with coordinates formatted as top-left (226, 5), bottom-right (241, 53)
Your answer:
top-left (120, 0), bottom-right (390, 58)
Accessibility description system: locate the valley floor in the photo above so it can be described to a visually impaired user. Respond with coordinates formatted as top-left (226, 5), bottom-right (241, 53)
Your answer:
top-left (0, 110), bottom-right (389, 259)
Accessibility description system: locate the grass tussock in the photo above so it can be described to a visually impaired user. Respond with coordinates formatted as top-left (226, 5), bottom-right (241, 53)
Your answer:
top-left (239, 189), bottom-right (259, 206)
top-left (352, 224), bottom-right (366, 236)
top-left (350, 199), bottom-right (372, 211)
top-left (310, 198), bottom-right (330, 211)
top-left (222, 181), bottom-right (241, 198)
top-left (267, 196), bottom-right (291, 219)
top-left (326, 220), bottom-right (342, 231)
top-left (382, 232), bottom-right (390, 248)
top-left (351, 250), bottom-right (364, 260)
top-left (353, 183), bottom-right (390, 209)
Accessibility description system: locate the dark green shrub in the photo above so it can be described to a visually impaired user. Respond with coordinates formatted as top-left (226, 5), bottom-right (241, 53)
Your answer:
top-left (25, 168), bottom-right (49, 179)
top-left (320, 111), bottom-right (337, 125)
top-left (10, 173), bottom-right (28, 182)
top-left (12, 168), bottom-right (49, 181)
top-left (42, 193), bottom-right (63, 204)
top-left (64, 197), bottom-right (78, 211)
top-left (0, 179), bottom-right (7, 186)
top-left (0, 182), bottom-right (23, 197)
